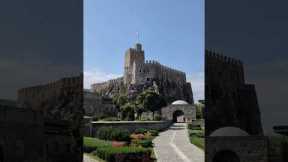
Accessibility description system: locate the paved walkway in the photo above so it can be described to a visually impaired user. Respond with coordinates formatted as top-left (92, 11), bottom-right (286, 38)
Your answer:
top-left (153, 123), bottom-right (204, 162)
top-left (83, 154), bottom-right (99, 162)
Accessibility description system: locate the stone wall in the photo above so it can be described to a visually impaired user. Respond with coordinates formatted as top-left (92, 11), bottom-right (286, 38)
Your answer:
top-left (84, 91), bottom-right (118, 118)
top-left (161, 104), bottom-right (196, 122)
top-left (205, 50), bottom-right (263, 135)
top-left (91, 77), bottom-right (125, 97)
top-left (206, 136), bottom-right (269, 162)
top-left (16, 75), bottom-right (83, 162)
top-left (0, 105), bottom-right (44, 162)
top-left (85, 121), bottom-right (172, 137)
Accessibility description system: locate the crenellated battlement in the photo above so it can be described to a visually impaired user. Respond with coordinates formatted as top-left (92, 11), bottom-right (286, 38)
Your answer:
top-left (206, 49), bottom-right (243, 66)
top-left (18, 75), bottom-right (82, 96)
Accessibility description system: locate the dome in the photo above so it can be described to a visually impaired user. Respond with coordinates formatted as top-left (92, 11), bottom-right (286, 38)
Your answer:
top-left (171, 100), bottom-right (189, 105)
top-left (210, 127), bottom-right (249, 137)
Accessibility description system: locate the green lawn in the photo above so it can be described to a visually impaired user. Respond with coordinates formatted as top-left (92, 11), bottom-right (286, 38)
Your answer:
top-left (188, 126), bottom-right (205, 150)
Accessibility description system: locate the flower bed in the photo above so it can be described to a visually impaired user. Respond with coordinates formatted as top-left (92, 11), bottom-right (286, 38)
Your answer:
top-left (84, 127), bottom-right (160, 162)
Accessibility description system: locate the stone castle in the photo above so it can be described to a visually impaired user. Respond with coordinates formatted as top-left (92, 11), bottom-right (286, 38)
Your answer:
top-left (205, 50), bottom-right (263, 135)
top-left (205, 50), bottom-right (267, 162)
top-left (92, 43), bottom-right (194, 104)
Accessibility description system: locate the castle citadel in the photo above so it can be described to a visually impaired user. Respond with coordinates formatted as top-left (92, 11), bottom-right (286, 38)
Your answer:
top-left (92, 43), bottom-right (194, 104)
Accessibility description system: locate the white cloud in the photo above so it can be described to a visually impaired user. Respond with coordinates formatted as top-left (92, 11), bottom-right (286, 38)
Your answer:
top-left (187, 72), bottom-right (204, 103)
top-left (84, 69), bottom-right (121, 89)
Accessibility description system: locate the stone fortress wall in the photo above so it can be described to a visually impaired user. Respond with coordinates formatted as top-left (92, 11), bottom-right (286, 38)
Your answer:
top-left (205, 51), bottom-right (267, 162)
top-left (206, 50), bottom-right (244, 88)
top-left (15, 75), bottom-right (83, 162)
top-left (92, 43), bottom-right (193, 104)
top-left (132, 60), bottom-right (187, 85)
top-left (205, 50), bottom-right (263, 136)
top-left (17, 76), bottom-right (82, 116)
top-left (91, 77), bottom-right (124, 97)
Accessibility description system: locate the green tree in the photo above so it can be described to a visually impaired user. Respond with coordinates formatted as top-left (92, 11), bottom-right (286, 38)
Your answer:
top-left (120, 102), bottom-right (135, 121)
top-left (113, 94), bottom-right (128, 109)
top-left (137, 90), bottom-right (166, 120)
top-left (195, 102), bottom-right (205, 119)
top-left (135, 92), bottom-right (146, 120)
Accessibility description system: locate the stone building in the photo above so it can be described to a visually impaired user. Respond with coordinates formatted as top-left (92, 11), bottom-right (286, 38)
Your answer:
top-left (205, 51), bottom-right (268, 162)
top-left (83, 90), bottom-right (118, 118)
top-left (92, 43), bottom-right (194, 104)
top-left (15, 75), bottom-right (83, 162)
top-left (161, 100), bottom-right (196, 123)
top-left (205, 50), bottom-right (263, 135)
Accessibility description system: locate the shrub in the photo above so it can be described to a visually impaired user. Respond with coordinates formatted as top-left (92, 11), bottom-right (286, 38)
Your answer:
top-left (110, 128), bottom-right (130, 141)
top-left (96, 127), bottom-right (114, 140)
top-left (96, 127), bottom-right (130, 141)
top-left (187, 123), bottom-right (201, 130)
top-left (149, 129), bottom-right (159, 136)
top-left (94, 146), bottom-right (151, 162)
top-left (189, 130), bottom-right (204, 138)
top-left (139, 139), bottom-right (153, 148)
top-left (134, 128), bottom-right (148, 134)
top-left (83, 137), bottom-right (111, 153)
top-left (130, 133), bottom-right (145, 140)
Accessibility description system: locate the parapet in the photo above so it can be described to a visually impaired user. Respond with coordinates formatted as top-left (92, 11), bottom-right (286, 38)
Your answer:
top-left (206, 49), bottom-right (243, 66)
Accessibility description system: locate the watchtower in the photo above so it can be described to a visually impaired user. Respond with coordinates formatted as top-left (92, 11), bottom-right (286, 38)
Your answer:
top-left (124, 43), bottom-right (145, 84)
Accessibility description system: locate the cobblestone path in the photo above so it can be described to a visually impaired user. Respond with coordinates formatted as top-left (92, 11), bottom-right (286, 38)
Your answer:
top-left (153, 123), bottom-right (204, 162)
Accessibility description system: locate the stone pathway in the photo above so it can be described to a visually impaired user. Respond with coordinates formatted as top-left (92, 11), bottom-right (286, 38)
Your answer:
top-left (83, 154), bottom-right (99, 162)
top-left (153, 123), bottom-right (204, 162)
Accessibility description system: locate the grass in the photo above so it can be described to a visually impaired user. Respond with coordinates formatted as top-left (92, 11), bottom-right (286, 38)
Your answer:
top-left (188, 127), bottom-right (205, 150)
top-left (189, 135), bottom-right (205, 149)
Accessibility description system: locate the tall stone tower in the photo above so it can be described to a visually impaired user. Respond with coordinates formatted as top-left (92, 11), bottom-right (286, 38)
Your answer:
top-left (124, 43), bottom-right (145, 84)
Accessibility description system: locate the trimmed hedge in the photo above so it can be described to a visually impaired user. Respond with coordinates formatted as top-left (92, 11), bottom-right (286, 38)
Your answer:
top-left (134, 128), bottom-right (148, 134)
top-left (83, 137), bottom-right (111, 153)
top-left (96, 127), bottom-right (130, 141)
top-left (187, 123), bottom-right (202, 130)
top-left (149, 129), bottom-right (159, 136)
top-left (189, 130), bottom-right (204, 138)
top-left (93, 146), bottom-right (151, 162)
top-left (139, 139), bottom-right (153, 148)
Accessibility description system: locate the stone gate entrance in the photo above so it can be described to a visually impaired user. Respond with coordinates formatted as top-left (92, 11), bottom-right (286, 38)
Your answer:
top-left (172, 110), bottom-right (184, 122)
top-left (161, 100), bottom-right (196, 123)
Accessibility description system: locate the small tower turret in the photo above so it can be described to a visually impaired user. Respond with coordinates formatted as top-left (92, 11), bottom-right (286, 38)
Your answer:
top-left (124, 43), bottom-right (145, 85)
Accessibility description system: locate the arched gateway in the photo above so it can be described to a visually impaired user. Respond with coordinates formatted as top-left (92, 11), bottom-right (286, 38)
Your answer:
top-left (161, 100), bottom-right (196, 123)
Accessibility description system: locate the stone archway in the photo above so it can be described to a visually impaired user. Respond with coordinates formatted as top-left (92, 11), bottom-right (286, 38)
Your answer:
top-left (161, 104), bottom-right (196, 122)
top-left (213, 150), bottom-right (240, 162)
top-left (173, 110), bottom-right (185, 123)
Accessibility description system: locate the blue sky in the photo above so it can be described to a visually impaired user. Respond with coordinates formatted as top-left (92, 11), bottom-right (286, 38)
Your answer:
top-left (84, 0), bottom-right (204, 101)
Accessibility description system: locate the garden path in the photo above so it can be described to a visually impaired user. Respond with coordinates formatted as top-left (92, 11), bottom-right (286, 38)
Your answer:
top-left (153, 123), bottom-right (204, 162)
top-left (83, 154), bottom-right (99, 162)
